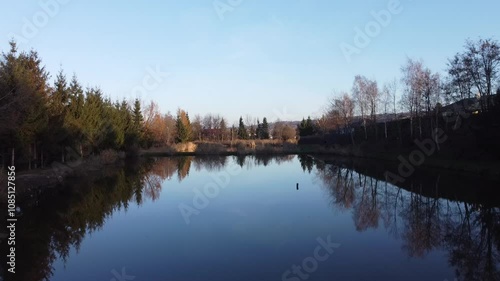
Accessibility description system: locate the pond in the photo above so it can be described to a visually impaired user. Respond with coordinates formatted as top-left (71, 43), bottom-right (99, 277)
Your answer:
top-left (2, 155), bottom-right (499, 281)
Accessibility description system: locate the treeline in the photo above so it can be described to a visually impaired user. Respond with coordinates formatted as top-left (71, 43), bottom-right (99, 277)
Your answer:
top-left (0, 41), bottom-right (299, 169)
top-left (0, 41), bottom-right (154, 168)
top-left (144, 111), bottom-right (298, 145)
top-left (309, 38), bottom-right (500, 143)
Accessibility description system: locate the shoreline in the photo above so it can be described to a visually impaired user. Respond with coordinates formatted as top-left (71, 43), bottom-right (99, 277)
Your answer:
top-left (140, 144), bottom-right (500, 180)
top-left (1, 156), bottom-right (126, 204)
top-left (6, 144), bottom-right (499, 200)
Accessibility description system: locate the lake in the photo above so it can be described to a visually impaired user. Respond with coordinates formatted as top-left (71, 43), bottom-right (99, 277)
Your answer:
top-left (2, 155), bottom-right (499, 281)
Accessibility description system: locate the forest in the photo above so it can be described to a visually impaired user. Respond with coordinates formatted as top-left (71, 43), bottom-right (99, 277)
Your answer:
top-left (1, 38), bottom-right (499, 170)
top-left (0, 41), bottom-right (298, 169)
top-left (299, 38), bottom-right (500, 164)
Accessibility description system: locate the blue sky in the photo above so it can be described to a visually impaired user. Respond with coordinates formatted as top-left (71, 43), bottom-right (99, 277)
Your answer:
top-left (1, 0), bottom-right (499, 124)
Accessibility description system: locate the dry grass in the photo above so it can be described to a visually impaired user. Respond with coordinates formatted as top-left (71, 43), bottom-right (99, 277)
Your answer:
top-left (174, 142), bottom-right (198, 153)
top-left (141, 139), bottom-right (301, 156)
top-left (228, 139), bottom-right (299, 154)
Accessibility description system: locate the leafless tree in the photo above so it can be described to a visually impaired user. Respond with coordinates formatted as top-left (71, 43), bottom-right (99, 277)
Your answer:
top-left (352, 75), bottom-right (369, 139)
top-left (446, 53), bottom-right (474, 101)
top-left (281, 125), bottom-right (297, 141)
top-left (401, 58), bottom-right (441, 138)
top-left (352, 75), bottom-right (378, 139)
top-left (462, 38), bottom-right (500, 111)
top-left (330, 92), bottom-right (355, 144)
top-left (366, 79), bottom-right (379, 123)
top-left (191, 114), bottom-right (203, 141)
top-left (382, 81), bottom-right (396, 138)
top-left (272, 120), bottom-right (284, 140)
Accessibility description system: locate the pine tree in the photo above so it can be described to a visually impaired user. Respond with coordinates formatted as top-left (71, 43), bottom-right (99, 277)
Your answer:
top-left (51, 69), bottom-right (70, 115)
top-left (80, 87), bottom-right (106, 153)
top-left (237, 117), bottom-right (248, 139)
top-left (176, 109), bottom-right (192, 143)
top-left (132, 98), bottom-right (143, 131)
top-left (0, 43), bottom-right (50, 166)
top-left (131, 98), bottom-right (144, 145)
top-left (261, 117), bottom-right (270, 139)
top-left (115, 100), bottom-right (132, 149)
top-left (65, 74), bottom-right (85, 157)
top-left (298, 116), bottom-right (315, 137)
top-left (48, 69), bottom-right (71, 162)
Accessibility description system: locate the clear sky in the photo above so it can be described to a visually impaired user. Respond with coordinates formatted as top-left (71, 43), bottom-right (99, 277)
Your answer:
top-left (1, 0), bottom-right (499, 125)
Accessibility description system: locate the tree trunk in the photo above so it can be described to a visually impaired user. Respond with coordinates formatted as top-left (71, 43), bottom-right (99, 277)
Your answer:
top-left (363, 119), bottom-right (367, 140)
top-left (398, 120), bottom-right (403, 146)
top-left (80, 144), bottom-right (83, 158)
top-left (34, 143), bottom-right (38, 169)
top-left (62, 148), bottom-right (65, 163)
top-left (384, 121), bottom-right (388, 139)
top-left (1, 148), bottom-right (5, 170)
top-left (11, 147), bottom-right (14, 167)
top-left (419, 116), bottom-right (422, 139)
top-left (41, 148), bottom-right (44, 168)
top-left (410, 117), bottom-right (413, 138)
top-left (29, 144), bottom-right (32, 170)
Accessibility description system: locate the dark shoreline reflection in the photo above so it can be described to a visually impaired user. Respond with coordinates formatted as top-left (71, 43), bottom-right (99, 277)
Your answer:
top-left (304, 155), bottom-right (500, 281)
top-left (0, 155), bottom-right (498, 281)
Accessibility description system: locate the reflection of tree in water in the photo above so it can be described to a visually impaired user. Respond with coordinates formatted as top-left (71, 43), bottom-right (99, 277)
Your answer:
top-left (7, 156), bottom-right (499, 281)
top-left (316, 164), bottom-right (355, 211)
top-left (314, 161), bottom-right (500, 281)
top-left (298, 154), bottom-right (315, 173)
top-left (150, 157), bottom-right (178, 180)
top-left (236, 155), bottom-right (246, 167)
top-left (400, 191), bottom-right (443, 257)
top-left (3, 155), bottom-right (301, 281)
top-left (143, 172), bottom-right (163, 201)
top-left (193, 156), bottom-right (227, 172)
top-left (233, 155), bottom-right (295, 168)
top-left (272, 154), bottom-right (296, 165)
top-left (353, 175), bottom-right (380, 231)
top-left (1, 161), bottom-right (153, 281)
top-left (444, 204), bottom-right (500, 281)
top-left (254, 155), bottom-right (273, 166)
top-left (176, 156), bottom-right (192, 181)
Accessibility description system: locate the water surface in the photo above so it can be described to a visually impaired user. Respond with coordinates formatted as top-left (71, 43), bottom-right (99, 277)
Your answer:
top-left (2, 155), bottom-right (499, 281)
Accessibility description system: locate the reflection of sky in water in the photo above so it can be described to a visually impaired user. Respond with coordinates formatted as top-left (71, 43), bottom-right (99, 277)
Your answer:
top-left (26, 156), bottom-right (499, 281)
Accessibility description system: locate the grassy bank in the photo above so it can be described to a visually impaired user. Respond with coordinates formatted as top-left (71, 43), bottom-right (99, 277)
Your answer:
top-left (140, 140), bottom-right (302, 156)
top-left (139, 140), bottom-right (500, 179)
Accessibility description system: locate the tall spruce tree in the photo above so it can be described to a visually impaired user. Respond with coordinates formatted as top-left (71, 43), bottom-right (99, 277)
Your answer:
top-left (176, 109), bottom-right (192, 143)
top-left (237, 117), bottom-right (248, 139)
top-left (261, 117), bottom-right (270, 139)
